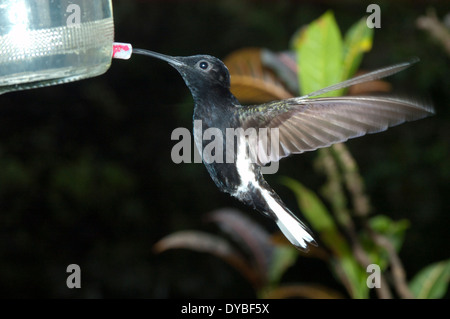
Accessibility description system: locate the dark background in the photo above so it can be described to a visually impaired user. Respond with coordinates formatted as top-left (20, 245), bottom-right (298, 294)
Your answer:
top-left (0, 0), bottom-right (448, 298)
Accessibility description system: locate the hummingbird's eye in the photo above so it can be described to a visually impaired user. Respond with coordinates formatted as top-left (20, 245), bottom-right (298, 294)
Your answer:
top-left (198, 61), bottom-right (210, 70)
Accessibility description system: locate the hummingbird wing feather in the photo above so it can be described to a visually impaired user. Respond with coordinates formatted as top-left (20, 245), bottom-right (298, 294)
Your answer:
top-left (301, 58), bottom-right (419, 98)
top-left (239, 95), bottom-right (434, 166)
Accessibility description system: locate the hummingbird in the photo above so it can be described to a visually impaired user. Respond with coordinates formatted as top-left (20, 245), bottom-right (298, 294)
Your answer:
top-left (133, 48), bottom-right (434, 251)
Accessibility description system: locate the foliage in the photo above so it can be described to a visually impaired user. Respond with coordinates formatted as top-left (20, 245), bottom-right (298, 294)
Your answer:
top-left (409, 259), bottom-right (450, 299)
top-left (155, 11), bottom-right (448, 299)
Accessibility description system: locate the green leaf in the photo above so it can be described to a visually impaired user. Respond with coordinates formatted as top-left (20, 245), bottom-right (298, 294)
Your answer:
top-left (363, 215), bottom-right (410, 271)
top-left (293, 11), bottom-right (344, 97)
top-left (279, 176), bottom-right (335, 233)
top-left (336, 255), bottom-right (370, 299)
top-left (409, 259), bottom-right (450, 299)
top-left (369, 215), bottom-right (409, 252)
top-left (342, 17), bottom-right (374, 83)
top-left (268, 245), bottom-right (298, 286)
top-left (280, 176), bottom-right (369, 298)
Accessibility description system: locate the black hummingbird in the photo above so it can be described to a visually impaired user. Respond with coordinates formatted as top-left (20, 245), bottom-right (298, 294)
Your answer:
top-left (133, 48), bottom-right (434, 251)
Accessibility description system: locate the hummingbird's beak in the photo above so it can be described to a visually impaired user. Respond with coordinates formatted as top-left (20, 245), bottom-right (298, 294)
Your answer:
top-left (132, 48), bottom-right (184, 67)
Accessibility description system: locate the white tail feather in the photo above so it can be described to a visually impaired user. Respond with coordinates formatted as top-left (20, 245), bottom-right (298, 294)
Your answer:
top-left (275, 209), bottom-right (315, 250)
top-left (261, 189), bottom-right (316, 251)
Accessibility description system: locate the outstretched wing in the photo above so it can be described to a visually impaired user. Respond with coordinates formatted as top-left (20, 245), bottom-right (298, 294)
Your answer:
top-left (238, 96), bottom-right (434, 165)
top-left (237, 59), bottom-right (434, 166)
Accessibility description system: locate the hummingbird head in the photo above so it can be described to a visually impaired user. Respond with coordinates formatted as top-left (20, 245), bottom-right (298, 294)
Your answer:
top-left (133, 49), bottom-right (231, 96)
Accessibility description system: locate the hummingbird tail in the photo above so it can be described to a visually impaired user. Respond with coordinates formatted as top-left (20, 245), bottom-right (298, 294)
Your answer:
top-left (275, 207), bottom-right (317, 251)
top-left (259, 188), bottom-right (317, 251)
